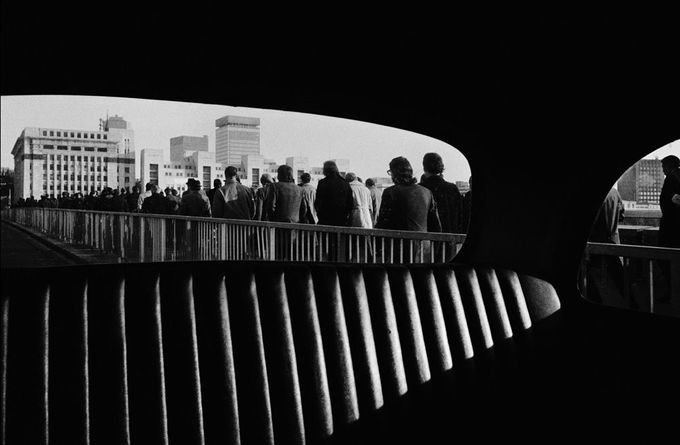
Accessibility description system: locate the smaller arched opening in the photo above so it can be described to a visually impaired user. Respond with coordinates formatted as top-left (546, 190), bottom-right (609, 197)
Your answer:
top-left (580, 141), bottom-right (680, 317)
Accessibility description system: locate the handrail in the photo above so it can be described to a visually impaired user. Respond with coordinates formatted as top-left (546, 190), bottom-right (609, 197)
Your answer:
top-left (585, 242), bottom-right (680, 261)
top-left (1, 208), bottom-right (462, 241)
top-left (582, 241), bottom-right (680, 316)
top-left (1, 207), bottom-right (465, 264)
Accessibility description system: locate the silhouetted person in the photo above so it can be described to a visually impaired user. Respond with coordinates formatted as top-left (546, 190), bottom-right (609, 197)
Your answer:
top-left (71, 193), bottom-right (85, 210)
top-left (365, 178), bottom-right (382, 225)
top-left (207, 178), bottom-right (223, 208)
top-left (84, 191), bottom-right (99, 210)
top-left (376, 157), bottom-right (441, 261)
top-left (112, 188), bottom-right (129, 212)
top-left (587, 187), bottom-right (626, 307)
top-left (179, 178), bottom-right (211, 217)
top-left (419, 152), bottom-right (463, 234)
top-left (346, 172), bottom-right (373, 228)
top-left (166, 188), bottom-right (181, 214)
top-left (376, 156), bottom-right (441, 233)
top-left (658, 155), bottom-right (680, 301)
top-left (127, 185), bottom-right (141, 212)
top-left (299, 172), bottom-right (317, 224)
top-left (137, 182), bottom-right (154, 211)
top-left (461, 176), bottom-right (472, 234)
top-left (590, 188), bottom-right (625, 244)
top-left (255, 174), bottom-right (274, 221)
top-left (142, 184), bottom-right (171, 214)
top-left (265, 165), bottom-right (306, 223)
top-left (58, 192), bottom-right (72, 209)
top-left (315, 160), bottom-right (352, 226)
top-left (99, 188), bottom-right (113, 211)
top-left (212, 166), bottom-right (254, 220)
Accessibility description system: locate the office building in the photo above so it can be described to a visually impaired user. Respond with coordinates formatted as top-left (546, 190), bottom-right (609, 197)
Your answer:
top-left (332, 159), bottom-right (350, 176)
top-left (141, 142), bottom-right (226, 193)
top-left (170, 135), bottom-right (209, 161)
top-left (456, 181), bottom-right (470, 194)
top-left (101, 115), bottom-right (137, 180)
top-left (286, 157), bottom-right (310, 183)
top-left (12, 125), bottom-right (135, 200)
top-left (617, 159), bottom-right (664, 205)
top-left (215, 116), bottom-right (261, 167)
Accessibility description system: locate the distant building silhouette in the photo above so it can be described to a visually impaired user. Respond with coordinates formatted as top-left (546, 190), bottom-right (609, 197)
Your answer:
top-left (618, 159), bottom-right (665, 205)
top-left (455, 180), bottom-right (470, 194)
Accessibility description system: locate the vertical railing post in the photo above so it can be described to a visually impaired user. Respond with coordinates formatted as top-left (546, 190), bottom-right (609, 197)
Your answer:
top-left (649, 259), bottom-right (654, 314)
top-left (268, 226), bottom-right (276, 260)
top-left (337, 232), bottom-right (347, 262)
top-left (161, 218), bottom-right (167, 261)
top-left (623, 257), bottom-right (630, 307)
top-left (221, 223), bottom-right (227, 260)
top-left (119, 214), bottom-right (125, 260)
top-left (139, 216), bottom-right (145, 262)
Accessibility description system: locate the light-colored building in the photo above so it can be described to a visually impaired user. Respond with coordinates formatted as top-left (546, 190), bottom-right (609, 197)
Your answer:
top-left (170, 135), bottom-right (209, 161)
top-left (286, 156), bottom-right (310, 183)
top-left (141, 148), bottom-right (226, 193)
top-left (617, 158), bottom-right (664, 205)
top-left (215, 116), bottom-right (261, 167)
top-left (101, 115), bottom-right (137, 180)
top-left (455, 181), bottom-right (470, 194)
top-left (332, 159), bottom-right (350, 177)
top-left (309, 166), bottom-right (325, 184)
top-left (239, 154), bottom-right (265, 188)
top-left (371, 176), bottom-right (393, 189)
top-left (12, 125), bottom-right (135, 200)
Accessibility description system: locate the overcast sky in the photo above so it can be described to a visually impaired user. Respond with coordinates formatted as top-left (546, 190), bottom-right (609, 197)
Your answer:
top-left (1, 95), bottom-right (473, 183)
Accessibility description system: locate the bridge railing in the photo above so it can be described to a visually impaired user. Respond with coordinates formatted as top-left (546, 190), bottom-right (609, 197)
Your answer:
top-left (580, 242), bottom-right (680, 315)
top-left (1, 208), bottom-right (466, 264)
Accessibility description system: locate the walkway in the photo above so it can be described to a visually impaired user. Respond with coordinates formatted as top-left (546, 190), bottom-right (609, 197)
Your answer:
top-left (1, 221), bottom-right (79, 268)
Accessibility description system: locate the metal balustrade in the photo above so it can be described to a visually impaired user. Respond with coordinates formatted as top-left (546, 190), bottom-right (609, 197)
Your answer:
top-left (5, 209), bottom-right (677, 315)
top-left (581, 242), bottom-right (680, 315)
top-left (1, 208), bottom-right (466, 264)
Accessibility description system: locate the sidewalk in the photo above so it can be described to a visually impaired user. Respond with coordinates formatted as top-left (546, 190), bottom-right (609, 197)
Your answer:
top-left (1, 220), bottom-right (122, 266)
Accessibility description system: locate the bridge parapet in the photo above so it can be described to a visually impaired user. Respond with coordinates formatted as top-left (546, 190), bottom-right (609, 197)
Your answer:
top-left (1, 208), bottom-right (465, 264)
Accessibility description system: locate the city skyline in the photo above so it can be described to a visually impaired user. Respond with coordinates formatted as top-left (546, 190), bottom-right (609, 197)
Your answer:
top-left (1, 95), bottom-right (474, 183)
top-left (3, 95), bottom-right (677, 185)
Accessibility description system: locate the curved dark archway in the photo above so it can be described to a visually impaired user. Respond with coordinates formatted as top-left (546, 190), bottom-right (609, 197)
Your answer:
top-left (3, 8), bottom-right (679, 301)
top-left (3, 9), bottom-right (680, 441)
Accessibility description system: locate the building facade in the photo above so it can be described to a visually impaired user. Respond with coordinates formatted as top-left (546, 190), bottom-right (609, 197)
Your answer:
top-left (170, 135), bottom-right (209, 160)
top-left (101, 115), bottom-right (137, 180)
top-left (12, 125), bottom-right (135, 200)
top-left (286, 157), bottom-right (310, 183)
top-left (617, 159), bottom-right (664, 206)
top-left (140, 148), bottom-right (227, 193)
top-left (332, 159), bottom-right (350, 177)
top-left (215, 116), bottom-right (261, 167)
top-left (455, 181), bottom-right (470, 194)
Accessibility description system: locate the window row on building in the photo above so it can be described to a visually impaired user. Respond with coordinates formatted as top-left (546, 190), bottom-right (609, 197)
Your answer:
top-left (42, 145), bottom-right (108, 152)
top-left (42, 130), bottom-right (108, 140)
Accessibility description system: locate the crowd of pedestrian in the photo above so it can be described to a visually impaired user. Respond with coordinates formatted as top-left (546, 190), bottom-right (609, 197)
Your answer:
top-left (12, 152), bottom-right (473, 235)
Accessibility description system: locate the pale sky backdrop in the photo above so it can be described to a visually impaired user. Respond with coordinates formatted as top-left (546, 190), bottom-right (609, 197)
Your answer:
top-left (1, 95), bottom-right (677, 183)
top-left (1, 95), bottom-right (472, 183)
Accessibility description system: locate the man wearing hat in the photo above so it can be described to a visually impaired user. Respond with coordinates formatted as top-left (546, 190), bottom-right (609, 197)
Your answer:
top-left (179, 178), bottom-right (211, 217)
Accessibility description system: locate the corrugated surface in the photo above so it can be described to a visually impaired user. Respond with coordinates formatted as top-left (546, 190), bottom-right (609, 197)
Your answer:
top-left (0, 262), bottom-right (560, 444)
